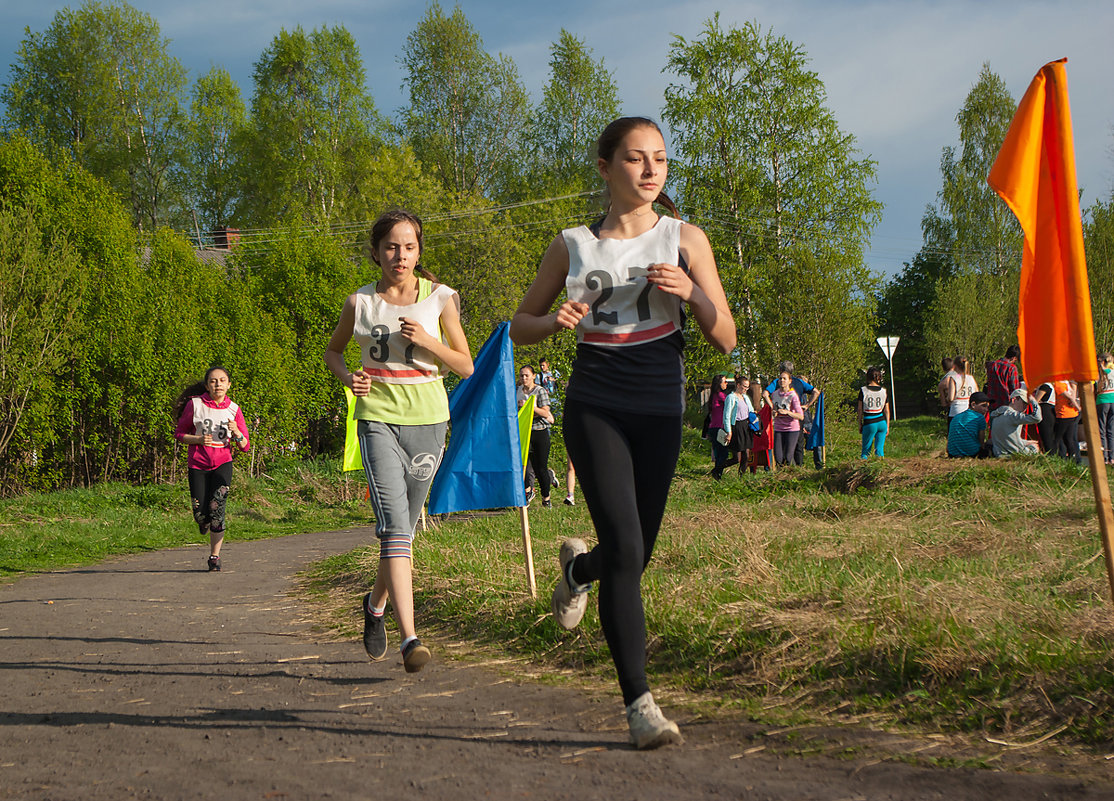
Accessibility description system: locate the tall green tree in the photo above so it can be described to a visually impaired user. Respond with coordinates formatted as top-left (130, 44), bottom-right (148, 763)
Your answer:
top-left (1086, 196), bottom-right (1114, 352)
top-left (662, 15), bottom-right (881, 392)
top-left (0, 205), bottom-right (84, 462)
top-left (183, 67), bottom-right (247, 236)
top-left (241, 25), bottom-right (381, 226)
top-left (921, 64), bottom-right (1022, 380)
top-left (2, 0), bottom-right (188, 231)
top-left (400, 4), bottom-right (529, 200)
top-left (527, 30), bottom-right (620, 192)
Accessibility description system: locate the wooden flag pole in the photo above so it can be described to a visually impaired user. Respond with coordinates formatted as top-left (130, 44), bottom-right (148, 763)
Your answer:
top-left (519, 506), bottom-right (537, 598)
top-left (1079, 383), bottom-right (1114, 605)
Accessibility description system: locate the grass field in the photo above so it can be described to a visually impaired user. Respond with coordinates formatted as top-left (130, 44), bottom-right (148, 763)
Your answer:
top-left (0, 459), bottom-right (371, 576)
top-left (301, 413), bottom-right (1114, 752)
top-left (5, 412), bottom-right (1114, 753)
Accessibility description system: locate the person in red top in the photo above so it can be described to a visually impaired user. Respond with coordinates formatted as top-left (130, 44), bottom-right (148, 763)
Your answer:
top-left (985, 345), bottom-right (1021, 411)
top-left (174, 366), bottom-right (250, 572)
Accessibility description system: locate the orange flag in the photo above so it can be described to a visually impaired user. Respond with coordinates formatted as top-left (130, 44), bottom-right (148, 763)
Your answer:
top-left (987, 58), bottom-right (1097, 386)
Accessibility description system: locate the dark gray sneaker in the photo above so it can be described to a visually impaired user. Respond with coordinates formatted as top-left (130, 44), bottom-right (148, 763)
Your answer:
top-left (362, 593), bottom-right (388, 661)
top-left (402, 639), bottom-right (431, 673)
top-left (207, 555), bottom-right (221, 572)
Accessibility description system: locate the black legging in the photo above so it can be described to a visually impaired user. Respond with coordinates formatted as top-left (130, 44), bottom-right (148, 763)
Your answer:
top-left (524, 427), bottom-right (552, 499)
top-left (1053, 415), bottom-right (1080, 459)
top-left (562, 398), bottom-right (681, 706)
top-left (187, 461), bottom-right (233, 535)
top-left (1037, 403), bottom-right (1056, 453)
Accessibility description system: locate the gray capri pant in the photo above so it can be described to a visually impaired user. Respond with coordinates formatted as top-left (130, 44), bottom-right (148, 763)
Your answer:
top-left (357, 419), bottom-right (447, 541)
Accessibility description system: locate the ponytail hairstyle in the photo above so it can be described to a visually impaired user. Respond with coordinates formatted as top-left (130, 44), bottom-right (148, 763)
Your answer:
top-left (953, 355), bottom-right (969, 376)
top-left (595, 116), bottom-right (680, 219)
top-left (369, 209), bottom-right (437, 283)
top-left (865, 366), bottom-right (883, 385)
top-left (174, 365), bottom-right (231, 420)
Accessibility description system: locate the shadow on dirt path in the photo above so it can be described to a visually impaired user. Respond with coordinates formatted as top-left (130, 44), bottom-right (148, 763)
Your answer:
top-left (1, 528), bottom-right (1111, 800)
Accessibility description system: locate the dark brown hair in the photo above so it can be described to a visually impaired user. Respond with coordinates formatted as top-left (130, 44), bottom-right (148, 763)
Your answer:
top-left (596, 117), bottom-right (680, 217)
top-left (866, 366), bottom-right (883, 384)
top-left (174, 365), bottom-right (230, 420)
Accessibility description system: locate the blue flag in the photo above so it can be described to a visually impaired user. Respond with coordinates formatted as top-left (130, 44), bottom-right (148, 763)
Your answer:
top-left (428, 322), bottom-right (526, 514)
top-left (806, 391), bottom-right (825, 451)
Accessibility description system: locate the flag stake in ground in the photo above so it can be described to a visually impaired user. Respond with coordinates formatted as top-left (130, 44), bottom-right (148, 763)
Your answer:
top-left (1079, 385), bottom-right (1114, 603)
top-left (427, 322), bottom-right (537, 597)
top-left (988, 58), bottom-right (1114, 604)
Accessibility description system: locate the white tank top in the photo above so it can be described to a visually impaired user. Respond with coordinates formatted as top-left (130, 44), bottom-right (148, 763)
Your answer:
top-left (353, 278), bottom-right (455, 385)
top-left (563, 216), bottom-right (684, 347)
top-left (949, 374), bottom-right (977, 417)
top-left (191, 398), bottom-right (240, 448)
top-left (861, 386), bottom-right (887, 414)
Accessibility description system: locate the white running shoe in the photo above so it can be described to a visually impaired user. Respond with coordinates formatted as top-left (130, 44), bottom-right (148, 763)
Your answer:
top-left (551, 538), bottom-right (589, 629)
top-left (626, 692), bottom-right (683, 750)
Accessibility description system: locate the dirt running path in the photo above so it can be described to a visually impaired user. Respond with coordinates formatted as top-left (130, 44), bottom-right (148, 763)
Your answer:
top-left (1, 528), bottom-right (1110, 800)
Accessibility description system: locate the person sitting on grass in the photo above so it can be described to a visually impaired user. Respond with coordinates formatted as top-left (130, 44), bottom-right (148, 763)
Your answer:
top-left (947, 391), bottom-right (991, 458)
top-left (990, 387), bottom-right (1042, 457)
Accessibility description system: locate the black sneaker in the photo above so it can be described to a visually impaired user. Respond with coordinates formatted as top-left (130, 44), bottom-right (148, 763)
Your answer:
top-left (362, 592), bottom-right (388, 661)
top-left (563, 496), bottom-right (575, 506)
top-left (524, 487), bottom-right (535, 504)
top-left (542, 498), bottom-right (552, 508)
top-left (207, 555), bottom-right (221, 572)
top-left (402, 638), bottom-right (431, 673)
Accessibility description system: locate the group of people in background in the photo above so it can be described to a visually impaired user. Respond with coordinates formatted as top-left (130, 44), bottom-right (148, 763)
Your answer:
top-left (940, 345), bottom-right (1114, 463)
top-left (705, 362), bottom-right (822, 474)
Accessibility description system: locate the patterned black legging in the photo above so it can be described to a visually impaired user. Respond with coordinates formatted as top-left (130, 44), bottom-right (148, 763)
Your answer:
top-left (188, 462), bottom-right (233, 535)
top-left (562, 398), bottom-right (681, 706)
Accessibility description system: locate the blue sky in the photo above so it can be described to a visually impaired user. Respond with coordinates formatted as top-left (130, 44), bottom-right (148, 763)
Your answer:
top-left (2, 0), bottom-right (1112, 278)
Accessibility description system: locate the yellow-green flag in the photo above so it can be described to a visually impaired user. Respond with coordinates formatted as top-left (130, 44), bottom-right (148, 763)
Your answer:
top-left (518, 395), bottom-right (534, 477)
top-left (343, 387), bottom-right (361, 472)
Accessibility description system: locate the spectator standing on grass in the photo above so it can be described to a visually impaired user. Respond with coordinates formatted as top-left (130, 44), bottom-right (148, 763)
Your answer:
top-left (1095, 353), bottom-right (1114, 464)
top-left (990, 388), bottom-right (1042, 457)
top-left (762, 361), bottom-right (816, 466)
top-left (518, 364), bottom-right (555, 507)
top-left (724, 374), bottom-right (755, 476)
top-left (538, 358), bottom-right (560, 396)
top-left (937, 357), bottom-right (956, 434)
top-left (946, 356), bottom-right (978, 429)
top-left (324, 209), bottom-right (474, 674)
top-left (1052, 379), bottom-right (1081, 460)
top-left (937, 357), bottom-right (955, 408)
top-left (770, 371), bottom-right (804, 467)
top-left (707, 373), bottom-right (731, 479)
top-left (857, 366), bottom-right (889, 459)
top-left (947, 391), bottom-right (991, 458)
top-left (748, 400), bottom-right (774, 472)
top-left (1034, 381), bottom-right (1056, 453)
top-left (985, 345), bottom-right (1021, 411)
top-left (510, 116), bottom-right (735, 749)
top-left (563, 458), bottom-right (577, 505)
top-left (174, 366), bottom-right (251, 573)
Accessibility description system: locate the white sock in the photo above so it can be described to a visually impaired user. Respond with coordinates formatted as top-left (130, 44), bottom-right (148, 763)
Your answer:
top-left (400, 635), bottom-right (418, 653)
